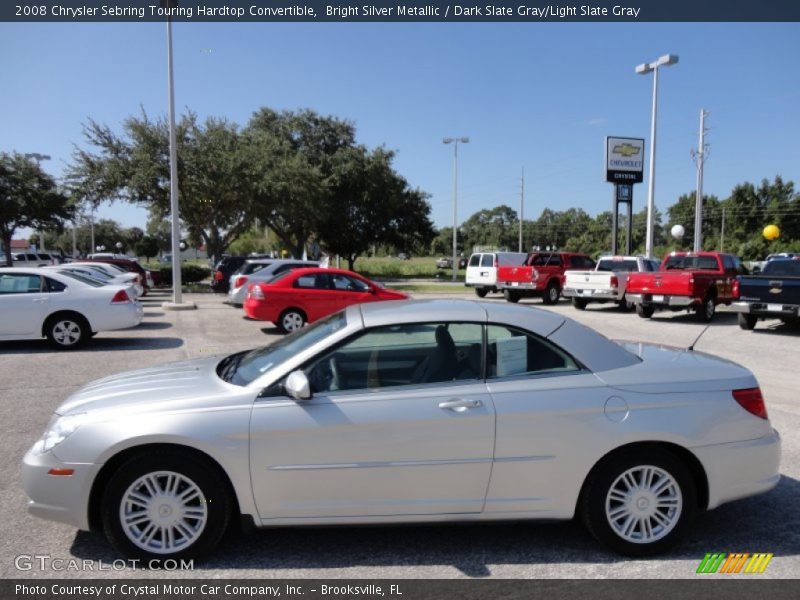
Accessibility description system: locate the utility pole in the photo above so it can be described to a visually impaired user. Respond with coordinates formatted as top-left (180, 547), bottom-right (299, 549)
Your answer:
top-left (720, 207), bottom-right (726, 252)
top-left (519, 167), bottom-right (525, 252)
top-left (692, 109), bottom-right (709, 252)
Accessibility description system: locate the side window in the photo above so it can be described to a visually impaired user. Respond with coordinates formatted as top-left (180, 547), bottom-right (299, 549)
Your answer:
top-left (468, 254), bottom-right (481, 267)
top-left (480, 254), bottom-right (494, 267)
top-left (304, 322), bottom-right (483, 394)
top-left (331, 273), bottom-right (370, 292)
top-left (44, 277), bottom-right (67, 293)
top-left (295, 273), bottom-right (329, 290)
top-left (486, 324), bottom-right (579, 378)
top-left (0, 273), bottom-right (42, 294)
top-left (722, 255), bottom-right (734, 272)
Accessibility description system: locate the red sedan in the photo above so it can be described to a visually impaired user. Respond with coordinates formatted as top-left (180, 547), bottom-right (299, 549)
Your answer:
top-left (244, 268), bottom-right (409, 333)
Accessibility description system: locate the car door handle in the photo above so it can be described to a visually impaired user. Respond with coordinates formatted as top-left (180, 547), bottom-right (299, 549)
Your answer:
top-left (438, 398), bottom-right (482, 412)
top-left (32, 298), bottom-right (49, 303)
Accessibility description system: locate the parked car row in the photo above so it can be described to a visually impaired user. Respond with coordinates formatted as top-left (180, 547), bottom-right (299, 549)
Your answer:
top-left (1, 252), bottom-right (62, 267)
top-left (0, 267), bottom-right (143, 349)
top-left (468, 249), bottom-right (799, 331)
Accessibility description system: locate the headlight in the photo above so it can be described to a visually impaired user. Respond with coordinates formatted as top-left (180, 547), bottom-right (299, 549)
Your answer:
top-left (38, 414), bottom-right (87, 454)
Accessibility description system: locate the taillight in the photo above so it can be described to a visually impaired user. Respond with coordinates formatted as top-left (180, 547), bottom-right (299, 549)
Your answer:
top-left (235, 276), bottom-right (248, 288)
top-left (249, 284), bottom-right (265, 300)
top-left (733, 278), bottom-right (740, 299)
top-left (610, 275), bottom-right (618, 288)
top-left (214, 271), bottom-right (224, 281)
top-left (733, 388), bottom-right (768, 420)
top-left (111, 289), bottom-right (130, 304)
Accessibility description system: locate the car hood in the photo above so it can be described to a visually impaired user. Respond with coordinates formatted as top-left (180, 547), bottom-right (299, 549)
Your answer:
top-left (56, 356), bottom-right (250, 417)
top-left (597, 342), bottom-right (756, 393)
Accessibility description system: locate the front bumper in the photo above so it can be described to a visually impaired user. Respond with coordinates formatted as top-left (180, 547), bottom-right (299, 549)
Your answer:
top-left (693, 429), bottom-right (781, 510)
top-left (627, 293), bottom-right (694, 307)
top-left (21, 444), bottom-right (99, 531)
top-left (731, 301), bottom-right (799, 318)
top-left (562, 287), bottom-right (620, 301)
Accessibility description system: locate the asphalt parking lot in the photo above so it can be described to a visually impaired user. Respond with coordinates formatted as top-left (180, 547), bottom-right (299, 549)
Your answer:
top-left (1, 288), bottom-right (798, 579)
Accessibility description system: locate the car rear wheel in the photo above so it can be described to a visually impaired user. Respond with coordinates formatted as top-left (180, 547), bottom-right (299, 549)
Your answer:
top-left (45, 314), bottom-right (88, 350)
top-left (619, 295), bottom-right (635, 312)
top-left (503, 289), bottom-right (520, 303)
top-left (279, 309), bottom-right (306, 333)
top-left (475, 287), bottom-right (488, 298)
top-left (580, 449), bottom-right (696, 556)
top-left (572, 297), bottom-right (588, 310)
top-left (542, 281), bottom-right (560, 305)
top-left (635, 304), bottom-right (655, 319)
top-left (101, 450), bottom-right (231, 561)
top-left (696, 296), bottom-right (716, 323)
top-left (737, 313), bottom-right (757, 330)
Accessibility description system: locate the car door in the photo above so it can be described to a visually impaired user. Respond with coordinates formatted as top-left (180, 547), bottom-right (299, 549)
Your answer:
top-left (329, 272), bottom-right (375, 310)
top-left (248, 321), bottom-right (495, 520)
top-left (0, 273), bottom-right (49, 337)
top-left (482, 324), bottom-right (610, 516)
top-left (291, 272), bottom-right (334, 321)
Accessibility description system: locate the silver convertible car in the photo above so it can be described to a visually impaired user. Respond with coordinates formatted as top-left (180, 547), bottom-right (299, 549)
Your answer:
top-left (22, 300), bottom-right (780, 560)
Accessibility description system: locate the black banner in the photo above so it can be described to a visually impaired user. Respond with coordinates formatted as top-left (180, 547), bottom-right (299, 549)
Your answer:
top-left (4, 579), bottom-right (800, 600)
top-left (3, 1), bottom-right (800, 22)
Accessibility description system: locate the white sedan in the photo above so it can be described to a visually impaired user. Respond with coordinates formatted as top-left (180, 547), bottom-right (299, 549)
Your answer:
top-left (22, 300), bottom-right (781, 560)
top-left (0, 268), bottom-right (143, 349)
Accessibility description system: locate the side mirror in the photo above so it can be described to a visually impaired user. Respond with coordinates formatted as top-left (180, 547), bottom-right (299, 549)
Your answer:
top-left (285, 370), bottom-right (312, 401)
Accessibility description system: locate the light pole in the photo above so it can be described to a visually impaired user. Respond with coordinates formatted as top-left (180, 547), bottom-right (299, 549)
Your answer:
top-left (635, 54), bottom-right (678, 259)
top-left (160, 0), bottom-right (194, 309)
top-left (443, 137), bottom-right (469, 281)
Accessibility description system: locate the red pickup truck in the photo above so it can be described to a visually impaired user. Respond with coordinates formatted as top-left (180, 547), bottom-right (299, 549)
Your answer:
top-left (497, 252), bottom-right (596, 304)
top-left (626, 252), bottom-right (745, 322)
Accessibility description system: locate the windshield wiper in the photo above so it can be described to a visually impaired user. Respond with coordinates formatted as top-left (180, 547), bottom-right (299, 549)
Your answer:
top-left (218, 351), bottom-right (247, 383)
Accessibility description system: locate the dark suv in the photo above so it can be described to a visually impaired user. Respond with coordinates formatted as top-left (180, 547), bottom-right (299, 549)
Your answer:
top-left (211, 256), bottom-right (248, 293)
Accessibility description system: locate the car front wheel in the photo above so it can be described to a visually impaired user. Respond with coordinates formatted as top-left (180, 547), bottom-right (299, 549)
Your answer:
top-left (101, 450), bottom-right (231, 561)
top-left (580, 449), bottom-right (696, 556)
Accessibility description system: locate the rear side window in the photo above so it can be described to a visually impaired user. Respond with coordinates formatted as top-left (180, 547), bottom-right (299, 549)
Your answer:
top-left (468, 254), bottom-right (481, 267)
top-left (480, 254), bottom-right (494, 267)
top-left (44, 277), bottom-right (67, 292)
top-left (295, 273), bottom-right (330, 289)
top-left (0, 273), bottom-right (42, 294)
top-left (487, 324), bottom-right (579, 378)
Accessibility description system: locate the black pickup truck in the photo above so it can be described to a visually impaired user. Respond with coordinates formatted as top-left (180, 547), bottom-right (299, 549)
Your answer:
top-left (732, 257), bottom-right (800, 330)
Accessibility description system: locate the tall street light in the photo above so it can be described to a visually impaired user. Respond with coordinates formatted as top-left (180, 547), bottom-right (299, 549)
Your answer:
top-left (443, 137), bottom-right (469, 282)
top-left (635, 54), bottom-right (678, 259)
top-left (160, 0), bottom-right (194, 310)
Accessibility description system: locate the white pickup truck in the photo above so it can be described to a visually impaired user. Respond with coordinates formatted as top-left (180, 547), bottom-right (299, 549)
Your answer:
top-left (562, 255), bottom-right (660, 311)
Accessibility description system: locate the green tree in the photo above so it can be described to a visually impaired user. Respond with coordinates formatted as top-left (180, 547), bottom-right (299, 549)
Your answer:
top-left (460, 205), bottom-right (519, 252)
top-left (0, 152), bottom-right (73, 266)
top-left (68, 111), bottom-right (255, 265)
top-left (134, 236), bottom-right (159, 261)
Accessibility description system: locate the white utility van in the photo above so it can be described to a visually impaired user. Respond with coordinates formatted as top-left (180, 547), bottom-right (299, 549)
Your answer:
top-left (465, 251), bottom-right (528, 297)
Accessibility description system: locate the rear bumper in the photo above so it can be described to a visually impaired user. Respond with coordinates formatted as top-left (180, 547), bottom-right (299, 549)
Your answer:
top-left (693, 429), bottom-right (781, 510)
top-left (731, 301), bottom-right (799, 318)
top-left (627, 293), bottom-right (694, 307)
top-left (563, 287), bottom-right (620, 301)
top-left (244, 299), bottom-right (278, 322)
top-left (498, 281), bottom-right (541, 291)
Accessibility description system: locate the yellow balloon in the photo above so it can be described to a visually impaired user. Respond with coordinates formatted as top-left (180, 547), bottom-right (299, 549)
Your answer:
top-left (763, 224), bottom-right (780, 241)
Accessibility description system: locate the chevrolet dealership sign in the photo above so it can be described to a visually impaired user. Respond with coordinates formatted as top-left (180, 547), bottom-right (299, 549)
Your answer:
top-left (605, 136), bottom-right (645, 183)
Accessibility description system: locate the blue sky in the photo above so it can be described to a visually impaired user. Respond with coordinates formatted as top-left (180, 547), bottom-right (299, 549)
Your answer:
top-left (1, 22), bottom-right (798, 235)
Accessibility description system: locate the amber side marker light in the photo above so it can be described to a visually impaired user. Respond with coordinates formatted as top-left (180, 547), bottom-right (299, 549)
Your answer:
top-left (47, 468), bottom-right (75, 476)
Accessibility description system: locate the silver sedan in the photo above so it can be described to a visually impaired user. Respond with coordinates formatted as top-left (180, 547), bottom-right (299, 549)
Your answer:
top-left (22, 300), bottom-right (780, 560)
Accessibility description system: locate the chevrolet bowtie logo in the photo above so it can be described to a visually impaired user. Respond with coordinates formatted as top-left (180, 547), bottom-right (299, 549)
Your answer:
top-left (613, 143), bottom-right (641, 157)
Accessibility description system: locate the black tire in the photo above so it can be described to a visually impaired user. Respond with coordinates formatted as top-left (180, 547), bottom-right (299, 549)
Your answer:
top-left (503, 289), bottom-right (520, 303)
top-left (572, 297), bottom-right (588, 310)
top-left (579, 448), bottom-right (696, 557)
top-left (635, 304), bottom-right (655, 319)
top-left (696, 296), bottom-right (716, 323)
top-left (475, 287), bottom-right (489, 298)
top-left (738, 313), bottom-right (757, 330)
top-left (45, 313), bottom-right (89, 350)
top-left (101, 449), bottom-right (232, 561)
top-left (618, 295), bottom-right (635, 312)
top-left (278, 308), bottom-right (306, 333)
top-left (542, 281), bottom-right (560, 305)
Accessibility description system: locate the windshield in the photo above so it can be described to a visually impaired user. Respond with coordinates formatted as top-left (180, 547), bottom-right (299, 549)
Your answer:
top-left (219, 311), bottom-right (348, 386)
